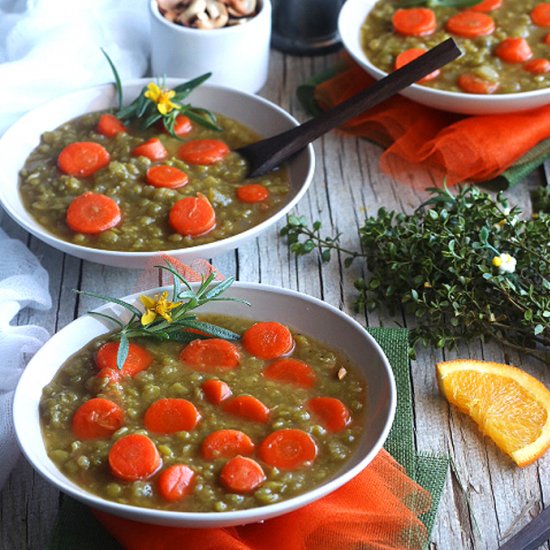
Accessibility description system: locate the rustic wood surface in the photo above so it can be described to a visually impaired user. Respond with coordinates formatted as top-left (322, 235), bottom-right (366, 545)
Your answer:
top-left (1, 49), bottom-right (549, 550)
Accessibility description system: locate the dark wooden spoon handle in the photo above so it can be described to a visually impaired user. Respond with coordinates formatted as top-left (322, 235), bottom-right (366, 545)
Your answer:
top-left (238, 38), bottom-right (461, 178)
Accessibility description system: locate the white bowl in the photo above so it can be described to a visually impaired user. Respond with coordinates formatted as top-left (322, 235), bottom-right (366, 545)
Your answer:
top-left (13, 282), bottom-right (396, 528)
top-left (0, 80), bottom-right (314, 268)
top-left (149, 0), bottom-right (271, 94)
top-left (338, 0), bottom-right (550, 115)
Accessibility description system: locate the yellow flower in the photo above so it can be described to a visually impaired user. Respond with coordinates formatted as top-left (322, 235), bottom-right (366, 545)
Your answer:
top-left (144, 82), bottom-right (179, 115)
top-left (492, 253), bottom-right (517, 274)
top-left (140, 291), bottom-right (181, 325)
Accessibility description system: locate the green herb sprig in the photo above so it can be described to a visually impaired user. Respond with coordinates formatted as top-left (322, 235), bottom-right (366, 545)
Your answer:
top-left (281, 186), bottom-right (550, 364)
top-left (101, 49), bottom-right (222, 136)
top-left (77, 263), bottom-right (248, 370)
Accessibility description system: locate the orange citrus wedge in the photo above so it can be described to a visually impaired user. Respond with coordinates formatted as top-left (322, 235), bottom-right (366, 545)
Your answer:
top-left (436, 359), bottom-right (550, 467)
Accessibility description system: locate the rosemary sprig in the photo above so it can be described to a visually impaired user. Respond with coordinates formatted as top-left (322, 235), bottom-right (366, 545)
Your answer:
top-left (101, 49), bottom-right (222, 136)
top-left (281, 186), bottom-right (550, 364)
top-left (76, 263), bottom-right (249, 370)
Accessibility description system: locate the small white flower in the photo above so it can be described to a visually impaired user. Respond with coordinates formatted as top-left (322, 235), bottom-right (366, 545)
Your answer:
top-left (492, 253), bottom-right (517, 274)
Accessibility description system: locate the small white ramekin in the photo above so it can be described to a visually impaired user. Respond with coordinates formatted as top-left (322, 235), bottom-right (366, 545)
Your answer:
top-left (149, 0), bottom-right (271, 94)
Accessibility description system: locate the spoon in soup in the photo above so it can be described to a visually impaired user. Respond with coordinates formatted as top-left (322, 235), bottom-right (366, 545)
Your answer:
top-left (236, 38), bottom-right (462, 178)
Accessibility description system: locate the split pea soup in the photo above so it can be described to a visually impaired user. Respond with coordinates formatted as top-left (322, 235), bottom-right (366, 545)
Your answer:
top-left (40, 315), bottom-right (367, 512)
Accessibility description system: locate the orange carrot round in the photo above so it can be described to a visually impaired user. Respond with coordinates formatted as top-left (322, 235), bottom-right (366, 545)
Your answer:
top-left (259, 429), bottom-right (317, 470)
top-left (263, 358), bottom-right (316, 388)
top-left (236, 184), bottom-right (270, 203)
top-left (532, 3), bottom-right (550, 27)
top-left (172, 114), bottom-right (193, 136)
top-left (392, 8), bottom-right (436, 36)
top-left (220, 455), bottom-right (266, 494)
top-left (157, 464), bottom-right (195, 502)
top-left (71, 397), bottom-right (124, 440)
top-left (97, 367), bottom-right (122, 385)
top-left (201, 379), bottom-right (233, 404)
top-left (58, 142), bottom-right (110, 177)
top-left (144, 398), bottom-right (201, 433)
top-left (180, 338), bottom-right (240, 370)
top-left (470, 0), bottom-right (502, 12)
top-left (445, 11), bottom-right (495, 38)
top-left (457, 73), bottom-right (499, 94)
top-left (108, 434), bottom-right (162, 481)
top-left (177, 139), bottom-right (230, 165)
top-left (169, 193), bottom-right (216, 237)
top-left (132, 137), bottom-right (168, 161)
top-left (66, 192), bottom-right (121, 234)
top-left (146, 165), bottom-right (189, 189)
top-left (95, 341), bottom-right (153, 377)
top-left (223, 395), bottom-right (270, 423)
top-left (201, 429), bottom-right (255, 460)
top-left (495, 37), bottom-right (533, 63)
top-left (241, 321), bottom-right (294, 360)
top-left (524, 58), bottom-right (550, 74)
top-left (96, 114), bottom-right (127, 137)
top-left (394, 48), bottom-right (440, 82)
top-left (307, 396), bottom-right (351, 433)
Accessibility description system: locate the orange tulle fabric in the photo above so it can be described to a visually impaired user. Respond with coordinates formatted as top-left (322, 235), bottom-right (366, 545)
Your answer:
top-left (94, 449), bottom-right (432, 550)
top-left (314, 61), bottom-right (550, 186)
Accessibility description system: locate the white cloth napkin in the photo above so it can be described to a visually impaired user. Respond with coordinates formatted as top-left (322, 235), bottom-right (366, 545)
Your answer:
top-left (0, 0), bottom-right (151, 135)
top-left (0, 226), bottom-right (51, 489)
top-left (0, 0), bottom-right (151, 488)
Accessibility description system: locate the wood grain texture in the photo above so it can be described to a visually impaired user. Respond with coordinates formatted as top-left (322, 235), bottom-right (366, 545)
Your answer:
top-left (1, 49), bottom-right (549, 550)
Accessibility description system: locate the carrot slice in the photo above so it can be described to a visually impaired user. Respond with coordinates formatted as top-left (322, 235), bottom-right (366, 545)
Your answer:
top-left (172, 115), bottom-right (193, 136)
top-left (392, 8), bottom-right (436, 37)
top-left (157, 464), bottom-right (195, 502)
top-left (97, 367), bottom-right (122, 385)
top-left (96, 114), bottom-right (127, 137)
top-left (180, 338), bottom-right (240, 370)
top-left (202, 379), bottom-right (233, 404)
top-left (263, 358), bottom-right (316, 389)
top-left (220, 456), bottom-right (266, 494)
top-left (241, 321), bottom-right (294, 360)
top-left (132, 137), bottom-right (168, 161)
top-left (457, 73), bottom-right (499, 94)
top-left (58, 142), bottom-right (110, 177)
top-left (144, 398), bottom-right (201, 433)
top-left (146, 165), bottom-right (189, 189)
top-left (177, 139), bottom-right (230, 165)
top-left (201, 429), bottom-right (255, 460)
top-left (445, 11), bottom-right (495, 38)
top-left (524, 58), bottom-right (550, 74)
top-left (470, 0), bottom-right (502, 12)
top-left (108, 434), bottom-right (162, 481)
top-left (394, 48), bottom-right (440, 83)
top-left (236, 184), bottom-right (270, 203)
top-left (95, 342), bottom-right (153, 377)
top-left (307, 396), bottom-right (351, 433)
top-left (259, 429), bottom-right (317, 470)
top-left (495, 37), bottom-right (533, 63)
top-left (223, 395), bottom-right (270, 423)
top-left (66, 192), bottom-right (121, 234)
top-left (71, 397), bottom-right (124, 440)
top-left (532, 4), bottom-right (550, 27)
top-left (169, 193), bottom-right (216, 237)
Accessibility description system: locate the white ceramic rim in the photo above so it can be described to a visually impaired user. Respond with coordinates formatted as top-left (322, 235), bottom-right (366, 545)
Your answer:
top-left (0, 79), bottom-right (314, 267)
top-left (13, 282), bottom-right (396, 527)
top-left (149, 0), bottom-right (271, 35)
top-left (338, 0), bottom-right (550, 110)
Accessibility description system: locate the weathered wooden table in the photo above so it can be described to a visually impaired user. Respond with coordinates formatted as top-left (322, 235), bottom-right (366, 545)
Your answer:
top-left (1, 49), bottom-right (549, 550)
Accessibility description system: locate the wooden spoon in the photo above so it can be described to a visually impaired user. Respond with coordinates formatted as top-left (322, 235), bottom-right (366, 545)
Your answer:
top-left (237, 38), bottom-right (461, 178)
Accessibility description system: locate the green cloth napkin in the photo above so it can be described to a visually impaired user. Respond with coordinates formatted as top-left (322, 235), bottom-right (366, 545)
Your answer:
top-left (49, 328), bottom-right (449, 550)
top-left (297, 71), bottom-right (550, 190)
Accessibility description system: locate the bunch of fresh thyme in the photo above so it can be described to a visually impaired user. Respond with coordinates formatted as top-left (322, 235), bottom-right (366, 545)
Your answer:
top-left (281, 186), bottom-right (550, 364)
top-left (78, 263), bottom-right (247, 370)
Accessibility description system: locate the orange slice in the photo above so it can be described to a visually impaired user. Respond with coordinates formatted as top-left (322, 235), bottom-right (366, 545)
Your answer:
top-left (436, 359), bottom-right (550, 467)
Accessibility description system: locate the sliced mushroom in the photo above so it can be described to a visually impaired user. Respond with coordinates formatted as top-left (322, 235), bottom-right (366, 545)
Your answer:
top-left (226, 0), bottom-right (257, 17)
